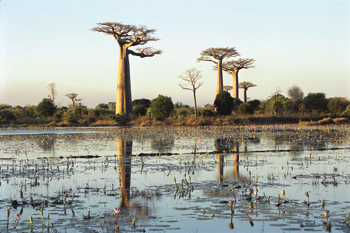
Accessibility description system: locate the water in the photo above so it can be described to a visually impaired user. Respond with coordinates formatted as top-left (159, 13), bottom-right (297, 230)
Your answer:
top-left (0, 125), bottom-right (349, 232)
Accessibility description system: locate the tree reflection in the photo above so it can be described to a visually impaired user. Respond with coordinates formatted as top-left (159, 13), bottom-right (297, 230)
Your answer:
top-left (151, 138), bottom-right (174, 153)
top-left (116, 138), bottom-right (132, 207)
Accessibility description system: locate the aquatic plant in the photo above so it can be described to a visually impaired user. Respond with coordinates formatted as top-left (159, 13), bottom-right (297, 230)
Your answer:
top-left (323, 221), bottom-right (331, 232)
top-left (13, 213), bottom-right (20, 229)
top-left (305, 192), bottom-right (309, 205)
top-left (322, 210), bottom-right (330, 221)
top-left (132, 217), bottom-right (136, 226)
top-left (38, 207), bottom-right (45, 225)
top-left (30, 216), bottom-right (33, 225)
top-left (245, 202), bottom-right (253, 215)
top-left (228, 200), bottom-right (234, 215)
top-left (6, 208), bottom-right (10, 229)
top-left (231, 187), bottom-right (236, 201)
top-left (114, 207), bottom-right (120, 222)
top-left (321, 199), bottom-right (325, 207)
top-left (281, 189), bottom-right (285, 201)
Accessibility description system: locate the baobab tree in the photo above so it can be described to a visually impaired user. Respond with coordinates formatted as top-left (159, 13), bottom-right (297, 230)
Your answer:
top-left (239, 81), bottom-right (257, 103)
top-left (222, 58), bottom-right (255, 100)
top-left (65, 93), bottom-right (82, 109)
top-left (92, 22), bottom-right (161, 115)
top-left (178, 68), bottom-right (203, 118)
top-left (224, 85), bottom-right (233, 93)
top-left (197, 47), bottom-right (239, 97)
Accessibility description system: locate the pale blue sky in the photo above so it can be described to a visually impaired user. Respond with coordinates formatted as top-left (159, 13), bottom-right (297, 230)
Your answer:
top-left (1, 0), bottom-right (349, 108)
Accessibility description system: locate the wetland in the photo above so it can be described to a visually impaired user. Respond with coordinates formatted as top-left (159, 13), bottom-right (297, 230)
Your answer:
top-left (0, 125), bottom-right (349, 232)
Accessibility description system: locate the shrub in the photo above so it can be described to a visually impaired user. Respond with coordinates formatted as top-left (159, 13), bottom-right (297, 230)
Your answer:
top-left (132, 98), bottom-right (151, 109)
top-left (238, 103), bottom-right (254, 114)
top-left (302, 93), bottom-right (328, 113)
top-left (232, 98), bottom-right (243, 111)
top-left (36, 98), bottom-right (56, 117)
top-left (214, 91), bottom-right (233, 115)
top-left (133, 105), bottom-right (147, 117)
top-left (328, 97), bottom-right (349, 114)
top-left (150, 95), bottom-right (174, 120)
top-left (0, 109), bottom-right (16, 121)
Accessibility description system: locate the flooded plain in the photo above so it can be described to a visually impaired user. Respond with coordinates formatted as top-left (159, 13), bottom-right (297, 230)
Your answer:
top-left (0, 125), bottom-right (349, 232)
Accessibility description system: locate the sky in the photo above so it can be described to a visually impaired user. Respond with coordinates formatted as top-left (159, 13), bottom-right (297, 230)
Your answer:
top-left (1, 0), bottom-right (349, 108)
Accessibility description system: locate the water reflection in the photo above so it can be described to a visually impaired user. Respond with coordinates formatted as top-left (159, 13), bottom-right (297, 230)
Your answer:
top-left (151, 138), bottom-right (174, 153)
top-left (116, 138), bottom-right (132, 207)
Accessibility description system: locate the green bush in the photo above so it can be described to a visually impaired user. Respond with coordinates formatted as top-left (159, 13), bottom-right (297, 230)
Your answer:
top-left (214, 91), bottom-right (233, 115)
top-left (36, 98), bottom-right (56, 117)
top-left (150, 95), bottom-right (174, 120)
top-left (63, 110), bottom-right (78, 123)
top-left (132, 98), bottom-right (151, 109)
top-left (302, 93), bottom-right (328, 113)
top-left (328, 97), bottom-right (349, 114)
top-left (0, 109), bottom-right (16, 121)
top-left (133, 105), bottom-right (147, 117)
top-left (238, 103), bottom-right (254, 114)
top-left (233, 98), bottom-right (243, 111)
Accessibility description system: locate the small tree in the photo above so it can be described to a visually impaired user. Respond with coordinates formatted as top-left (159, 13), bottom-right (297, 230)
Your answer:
top-left (36, 98), bottom-right (56, 117)
top-left (239, 81), bottom-right (257, 103)
top-left (287, 85), bottom-right (304, 101)
top-left (150, 95), bottom-right (174, 120)
top-left (178, 68), bottom-right (203, 118)
top-left (214, 91), bottom-right (233, 115)
top-left (47, 83), bottom-right (58, 105)
top-left (224, 85), bottom-right (233, 93)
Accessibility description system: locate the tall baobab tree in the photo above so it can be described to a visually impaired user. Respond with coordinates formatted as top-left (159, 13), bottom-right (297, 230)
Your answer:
top-left (222, 58), bottom-right (255, 100)
top-left (239, 81), bottom-right (257, 103)
top-left (65, 93), bottom-right (82, 109)
top-left (92, 22), bottom-right (161, 115)
top-left (178, 68), bottom-right (203, 118)
top-left (197, 47), bottom-right (239, 97)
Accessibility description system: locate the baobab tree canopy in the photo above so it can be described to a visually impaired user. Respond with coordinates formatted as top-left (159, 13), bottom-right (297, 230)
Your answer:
top-left (222, 58), bottom-right (255, 100)
top-left (197, 47), bottom-right (239, 97)
top-left (91, 22), bottom-right (161, 115)
top-left (239, 81), bottom-right (257, 103)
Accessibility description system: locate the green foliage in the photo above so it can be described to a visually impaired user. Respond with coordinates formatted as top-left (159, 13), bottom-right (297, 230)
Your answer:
top-left (302, 93), bottom-right (328, 113)
top-left (36, 98), bottom-right (56, 117)
top-left (232, 99), bottom-right (243, 111)
top-left (96, 103), bottom-right (109, 110)
top-left (238, 103), bottom-right (254, 114)
top-left (327, 97), bottom-right (349, 114)
top-left (248, 99), bottom-right (261, 110)
top-left (132, 98), bottom-right (151, 109)
top-left (63, 110), bottom-right (78, 123)
top-left (150, 95), bottom-right (174, 120)
top-left (214, 91), bottom-right (233, 115)
top-left (0, 109), bottom-right (16, 121)
top-left (133, 105), bottom-right (147, 117)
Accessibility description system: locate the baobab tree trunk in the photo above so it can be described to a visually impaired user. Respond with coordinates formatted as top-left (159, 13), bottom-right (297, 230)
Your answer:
top-left (243, 88), bottom-right (247, 103)
top-left (216, 60), bottom-right (223, 96)
top-left (116, 46), bottom-right (132, 115)
top-left (117, 137), bottom-right (133, 207)
top-left (232, 70), bottom-right (239, 99)
top-left (193, 90), bottom-right (198, 118)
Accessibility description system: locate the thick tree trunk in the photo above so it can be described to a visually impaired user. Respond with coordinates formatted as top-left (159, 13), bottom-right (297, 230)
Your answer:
top-left (193, 90), bottom-right (197, 118)
top-left (117, 138), bottom-right (133, 207)
top-left (216, 59), bottom-right (223, 96)
top-left (232, 70), bottom-right (239, 99)
top-left (116, 46), bottom-right (132, 115)
top-left (243, 88), bottom-right (247, 103)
